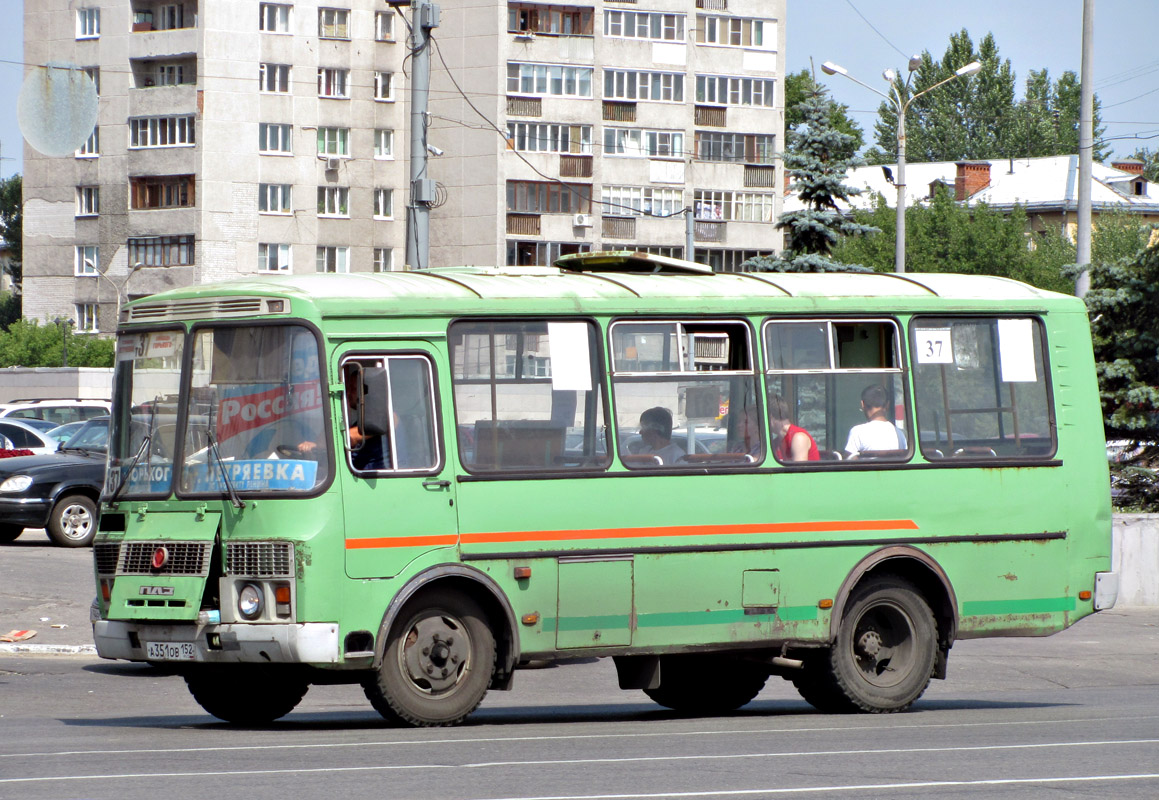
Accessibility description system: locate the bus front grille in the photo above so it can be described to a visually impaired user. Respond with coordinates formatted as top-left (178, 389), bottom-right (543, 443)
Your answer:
top-left (225, 541), bottom-right (295, 578)
top-left (119, 542), bottom-right (212, 576)
top-left (94, 542), bottom-right (121, 576)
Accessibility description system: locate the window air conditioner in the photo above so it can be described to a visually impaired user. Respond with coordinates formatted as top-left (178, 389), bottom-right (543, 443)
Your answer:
top-left (573, 213), bottom-right (592, 227)
top-left (326, 157), bottom-right (341, 170)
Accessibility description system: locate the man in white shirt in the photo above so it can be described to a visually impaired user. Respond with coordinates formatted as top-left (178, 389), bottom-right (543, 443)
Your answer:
top-left (845, 384), bottom-right (906, 458)
top-left (638, 407), bottom-right (686, 465)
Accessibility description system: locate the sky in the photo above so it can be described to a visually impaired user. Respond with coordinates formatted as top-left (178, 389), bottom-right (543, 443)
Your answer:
top-left (1, 0), bottom-right (1158, 181)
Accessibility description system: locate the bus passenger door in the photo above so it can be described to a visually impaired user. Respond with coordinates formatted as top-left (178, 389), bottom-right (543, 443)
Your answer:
top-left (338, 348), bottom-right (458, 579)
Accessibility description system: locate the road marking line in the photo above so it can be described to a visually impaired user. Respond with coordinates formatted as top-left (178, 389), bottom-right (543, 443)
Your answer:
top-left (4, 739), bottom-right (1159, 784)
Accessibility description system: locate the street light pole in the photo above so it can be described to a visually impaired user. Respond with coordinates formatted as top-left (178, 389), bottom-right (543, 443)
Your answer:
top-left (822, 58), bottom-right (981, 274)
top-left (87, 260), bottom-right (144, 331)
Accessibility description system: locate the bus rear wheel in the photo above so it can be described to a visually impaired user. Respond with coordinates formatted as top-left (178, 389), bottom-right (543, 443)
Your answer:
top-left (363, 592), bottom-right (496, 727)
top-left (184, 668), bottom-right (309, 724)
top-left (794, 577), bottom-right (936, 713)
top-left (644, 654), bottom-right (769, 714)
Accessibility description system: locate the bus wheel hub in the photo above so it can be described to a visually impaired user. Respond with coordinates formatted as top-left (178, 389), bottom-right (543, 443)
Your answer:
top-left (857, 629), bottom-right (883, 658)
top-left (403, 617), bottom-right (469, 692)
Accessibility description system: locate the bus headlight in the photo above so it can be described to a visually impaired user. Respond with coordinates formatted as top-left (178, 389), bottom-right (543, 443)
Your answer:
top-left (237, 583), bottom-right (264, 620)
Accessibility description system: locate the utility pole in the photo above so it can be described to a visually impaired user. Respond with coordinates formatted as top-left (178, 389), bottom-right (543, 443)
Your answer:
top-left (1075, 0), bottom-right (1094, 298)
top-left (397, 0), bottom-right (439, 271)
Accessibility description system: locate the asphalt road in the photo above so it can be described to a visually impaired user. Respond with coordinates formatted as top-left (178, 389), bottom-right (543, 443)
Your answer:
top-left (2, 532), bottom-right (1159, 798)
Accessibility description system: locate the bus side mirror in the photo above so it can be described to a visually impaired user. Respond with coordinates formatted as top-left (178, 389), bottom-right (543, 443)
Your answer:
top-left (359, 366), bottom-right (390, 437)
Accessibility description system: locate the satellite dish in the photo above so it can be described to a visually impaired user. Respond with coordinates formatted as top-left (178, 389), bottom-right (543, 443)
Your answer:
top-left (18, 62), bottom-right (99, 157)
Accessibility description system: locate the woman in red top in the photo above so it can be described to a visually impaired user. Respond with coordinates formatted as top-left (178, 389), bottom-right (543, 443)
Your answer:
top-left (769, 394), bottom-right (820, 462)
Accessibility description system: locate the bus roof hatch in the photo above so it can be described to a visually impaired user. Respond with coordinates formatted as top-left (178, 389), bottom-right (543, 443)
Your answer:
top-left (554, 250), bottom-right (714, 275)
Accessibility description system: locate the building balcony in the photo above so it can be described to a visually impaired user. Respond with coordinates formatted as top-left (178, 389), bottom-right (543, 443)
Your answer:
top-left (694, 221), bottom-right (726, 243)
top-left (507, 96), bottom-right (542, 118)
top-left (695, 106), bottom-right (728, 127)
top-left (128, 27), bottom-right (198, 60)
top-left (560, 155), bottom-right (592, 178)
top-left (506, 214), bottom-right (541, 236)
top-left (744, 165), bottom-right (777, 189)
top-left (601, 216), bottom-right (635, 240)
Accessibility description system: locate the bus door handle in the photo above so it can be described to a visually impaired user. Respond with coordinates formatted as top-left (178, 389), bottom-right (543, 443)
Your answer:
top-left (422, 478), bottom-right (451, 490)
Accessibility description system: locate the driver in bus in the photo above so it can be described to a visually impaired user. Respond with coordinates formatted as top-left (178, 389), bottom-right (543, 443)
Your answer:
top-left (298, 367), bottom-right (388, 470)
top-left (638, 407), bottom-right (686, 465)
top-left (845, 384), bottom-right (907, 458)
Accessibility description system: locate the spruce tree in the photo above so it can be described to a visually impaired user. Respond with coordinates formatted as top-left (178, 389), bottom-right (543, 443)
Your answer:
top-left (745, 88), bottom-right (877, 273)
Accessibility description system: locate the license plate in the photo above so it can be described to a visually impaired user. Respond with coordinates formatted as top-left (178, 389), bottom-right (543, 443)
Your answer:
top-left (145, 641), bottom-right (197, 661)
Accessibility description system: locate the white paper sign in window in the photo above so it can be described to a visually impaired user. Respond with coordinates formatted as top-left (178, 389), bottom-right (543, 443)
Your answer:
top-left (915, 328), bottom-right (953, 364)
top-left (547, 322), bottom-right (592, 392)
top-left (998, 318), bottom-right (1037, 382)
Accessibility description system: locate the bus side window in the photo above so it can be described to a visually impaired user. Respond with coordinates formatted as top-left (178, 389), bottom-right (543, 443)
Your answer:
top-left (340, 355), bottom-right (441, 474)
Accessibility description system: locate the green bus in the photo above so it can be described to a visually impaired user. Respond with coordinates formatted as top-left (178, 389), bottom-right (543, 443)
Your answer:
top-left (91, 251), bottom-right (1117, 726)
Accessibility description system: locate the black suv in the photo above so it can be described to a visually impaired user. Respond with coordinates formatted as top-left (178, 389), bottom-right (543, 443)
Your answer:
top-left (0, 417), bottom-right (108, 547)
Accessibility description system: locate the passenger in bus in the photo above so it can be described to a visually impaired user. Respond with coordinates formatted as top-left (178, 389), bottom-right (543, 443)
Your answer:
top-left (845, 384), bottom-right (907, 458)
top-left (729, 404), bottom-right (765, 459)
top-left (638, 407), bottom-right (686, 465)
top-left (768, 394), bottom-right (820, 462)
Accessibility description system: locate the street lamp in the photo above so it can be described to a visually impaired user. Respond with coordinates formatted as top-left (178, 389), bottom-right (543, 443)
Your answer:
top-left (822, 57), bottom-right (982, 274)
top-left (86, 259), bottom-right (145, 330)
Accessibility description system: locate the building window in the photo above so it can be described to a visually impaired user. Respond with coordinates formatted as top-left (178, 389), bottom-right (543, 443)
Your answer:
top-left (75, 245), bottom-right (99, 276)
top-left (508, 4), bottom-right (594, 36)
top-left (316, 127), bottom-right (349, 156)
top-left (694, 189), bottom-right (775, 222)
top-left (130, 175), bottom-right (195, 209)
top-left (603, 69), bottom-right (684, 102)
top-left (258, 243), bottom-right (292, 272)
top-left (316, 246), bottom-right (350, 273)
top-left (318, 186), bottom-right (349, 217)
top-left (375, 10), bottom-right (394, 41)
top-left (260, 63), bottom-right (291, 93)
top-left (319, 8), bottom-right (350, 39)
top-left (602, 185), bottom-right (683, 217)
top-left (318, 68), bottom-right (349, 98)
top-left (259, 183), bottom-right (293, 214)
top-left (506, 62), bottom-right (593, 97)
top-left (259, 123), bottom-right (293, 154)
top-left (129, 116), bottom-right (196, 148)
top-left (604, 11), bottom-right (685, 41)
top-left (83, 67), bottom-right (100, 95)
top-left (506, 122), bottom-right (592, 154)
top-left (374, 71), bottom-right (394, 101)
top-left (128, 235), bottom-right (194, 268)
top-left (373, 129), bottom-right (394, 159)
top-left (155, 4), bottom-right (191, 30)
top-left (76, 186), bottom-right (100, 216)
top-left (695, 131), bottom-right (776, 164)
top-left (695, 14), bottom-right (772, 50)
top-left (77, 128), bottom-right (99, 157)
top-left (603, 127), bottom-right (684, 158)
top-left (373, 247), bottom-right (393, 272)
top-left (374, 189), bottom-right (393, 219)
top-left (506, 180), bottom-right (592, 214)
top-left (695, 248), bottom-right (773, 273)
top-left (696, 74), bottom-right (776, 108)
top-left (76, 8), bottom-right (100, 39)
top-left (259, 3), bottom-right (291, 33)
top-left (506, 240), bottom-right (591, 266)
top-left (75, 303), bottom-right (99, 333)
top-left (155, 63), bottom-right (191, 85)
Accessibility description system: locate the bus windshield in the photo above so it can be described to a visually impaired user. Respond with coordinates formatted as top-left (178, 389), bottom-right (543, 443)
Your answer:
top-left (179, 324), bottom-right (329, 496)
top-left (107, 330), bottom-right (185, 499)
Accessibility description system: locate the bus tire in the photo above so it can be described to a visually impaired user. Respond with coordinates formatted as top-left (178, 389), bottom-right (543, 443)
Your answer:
top-left (46, 494), bottom-right (97, 547)
top-left (794, 577), bottom-right (936, 714)
top-left (184, 669), bottom-right (309, 724)
top-left (644, 654), bottom-right (768, 714)
top-left (363, 592), bottom-right (496, 727)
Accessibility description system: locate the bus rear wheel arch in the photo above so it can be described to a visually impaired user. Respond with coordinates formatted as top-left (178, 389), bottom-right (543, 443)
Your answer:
top-left (363, 590), bottom-right (496, 727)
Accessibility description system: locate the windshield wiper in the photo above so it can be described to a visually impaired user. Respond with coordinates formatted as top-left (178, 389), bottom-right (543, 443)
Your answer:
top-left (107, 402), bottom-right (158, 506)
top-left (206, 429), bottom-right (245, 510)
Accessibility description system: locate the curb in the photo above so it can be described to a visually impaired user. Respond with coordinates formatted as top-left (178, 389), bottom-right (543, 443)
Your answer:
top-left (0, 643), bottom-right (98, 656)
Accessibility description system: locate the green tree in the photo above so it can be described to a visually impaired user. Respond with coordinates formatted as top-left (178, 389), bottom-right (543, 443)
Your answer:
top-left (1127, 148), bottom-right (1159, 182)
top-left (744, 89), bottom-right (877, 273)
top-left (785, 69), bottom-right (864, 161)
top-left (0, 319), bottom-right (115, 368)
top-left (866, 31), bottom-right (1107, 164)
top-left (0, 175), bottom-right (21, 293)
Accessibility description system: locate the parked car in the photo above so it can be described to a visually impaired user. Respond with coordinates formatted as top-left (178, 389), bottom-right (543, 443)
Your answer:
top-left (0, 399), bottom-right (111, 427)
top-left (0, 419), bottom-right (62, 456)
top-left (0, 417), bottom-right (109, 547)
top-left (45, 420), bottom-right (88, 444)
top-left (15, 418), bottom-right (59, 434)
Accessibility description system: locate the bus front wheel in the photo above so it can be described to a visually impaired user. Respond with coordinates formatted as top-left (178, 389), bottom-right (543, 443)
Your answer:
top-left (644, 654), bottom-right (769, 714)
top-left (794, 577), bottom-right (936, 713)
top-left (184, 668), bottom-right (309, 724)
top-left (363, 592), bottom-right (496, 727)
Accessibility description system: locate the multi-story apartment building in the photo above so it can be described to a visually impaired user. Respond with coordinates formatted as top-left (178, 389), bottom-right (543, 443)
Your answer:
top-left (430, 0), bottom-right (785, 271)
top-left (23, 0), bottom-right (408, 333)
top-left (22, 1), bottom-right (784, 333)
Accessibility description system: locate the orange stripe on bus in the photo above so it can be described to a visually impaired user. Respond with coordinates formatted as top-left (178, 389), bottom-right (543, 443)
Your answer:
top-left (345, 520), bottom-right (918, 550)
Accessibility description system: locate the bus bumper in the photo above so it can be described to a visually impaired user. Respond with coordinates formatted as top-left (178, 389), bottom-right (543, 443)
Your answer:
top-left (1094, 571), bottom-right (1119, 610)
top-left (92, 619), bottom-right (340, 664)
